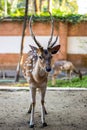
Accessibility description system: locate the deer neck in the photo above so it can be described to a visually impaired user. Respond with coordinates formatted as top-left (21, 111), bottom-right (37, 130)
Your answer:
top-left (32, 58), bottom-right (47, 83)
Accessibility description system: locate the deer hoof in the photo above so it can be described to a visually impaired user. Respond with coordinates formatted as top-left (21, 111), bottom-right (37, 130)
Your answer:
top-left (42, 122), bottom-right (48, 127)
top-left (29, 124), bottom-right (34, 128)
top-left (27, 110), bottom-right (31, 114)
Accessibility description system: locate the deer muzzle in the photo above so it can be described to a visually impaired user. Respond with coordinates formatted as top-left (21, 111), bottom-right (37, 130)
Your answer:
top-left (46, 66), bottom-right (51, 72)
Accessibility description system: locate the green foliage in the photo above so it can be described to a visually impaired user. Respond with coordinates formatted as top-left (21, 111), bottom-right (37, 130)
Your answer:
top-left (1, 12), bottom-right (87, 24)
top-left (0, 0), bottom-right (87, 24)
top-left (0, 0), bottom-right (11, 16)
top-left (52, 0), bottom-right (78, 14)
top-left (10, 8), bottom-right (25, 17)
top-left (53, 12), bottom-right (84, 24)
top-left (10, 0), bottom-right (25, 17)
top-left (48, 76), bottom-right (87, 88)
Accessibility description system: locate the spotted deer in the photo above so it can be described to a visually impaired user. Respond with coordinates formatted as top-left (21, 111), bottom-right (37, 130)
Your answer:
top-left (22, 13), bottom-right (60, 128)
top-left (52, 60), bottom-right (82, 85)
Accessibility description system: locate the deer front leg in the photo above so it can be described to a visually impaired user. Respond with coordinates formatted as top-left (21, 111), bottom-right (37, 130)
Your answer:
top-left (29, 87), bottom-right (36, 128)
top-left (28, 103), bottom-right (32, 114)
top-left (40, 87), bottom-right (47, 127)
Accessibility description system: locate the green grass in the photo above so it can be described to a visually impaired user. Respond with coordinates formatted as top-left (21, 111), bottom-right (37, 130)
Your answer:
top-left (0, 75), bottom-right (87, 88)
top-left (47, 75), bottom-right (87, 88)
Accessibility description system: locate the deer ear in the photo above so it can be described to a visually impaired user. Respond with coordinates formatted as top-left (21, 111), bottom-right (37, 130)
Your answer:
top-left (29, 45), bottom-right (38, 51)
top-left (51, 45), bottom-right (60, 54)
top-left (29, 45), bottom-right (43, 54)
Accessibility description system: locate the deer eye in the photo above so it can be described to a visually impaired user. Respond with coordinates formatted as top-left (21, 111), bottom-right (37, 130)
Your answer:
top-left (39, 56), bottom-right (43, 60)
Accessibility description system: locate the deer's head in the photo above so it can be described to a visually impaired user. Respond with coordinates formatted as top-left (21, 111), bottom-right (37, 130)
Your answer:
top-left (29, 12), bottom-right (60, 72)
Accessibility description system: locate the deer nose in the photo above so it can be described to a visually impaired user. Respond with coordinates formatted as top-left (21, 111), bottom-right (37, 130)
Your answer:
top-left (46, 67), bottom-right (51, 72)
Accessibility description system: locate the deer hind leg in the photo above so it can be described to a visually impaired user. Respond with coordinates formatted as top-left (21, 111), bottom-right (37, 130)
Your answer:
top-left (78, 70), bottom-right (82, 80)
top-left (29, 87), bottom-right (36, 128)
top-left (40, 87), bottom-right (47, 127)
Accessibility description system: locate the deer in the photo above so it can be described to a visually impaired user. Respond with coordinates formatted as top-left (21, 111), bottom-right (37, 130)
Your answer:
top-left (22, 12), bottom-right (60, 128)
top-left (52, 60), bottom-right (82, 85)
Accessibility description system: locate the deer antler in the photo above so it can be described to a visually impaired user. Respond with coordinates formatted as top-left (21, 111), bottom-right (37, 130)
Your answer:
top-left (29, 12), bottom-right (58, 49)
top-left (48, 12), bottom-right (54, 47)
top-left (48, 12), bottom-right (58, 48)
top-left (29, 16), bottom-right (42, 49)
top-left (49, 35), bottom-right (58, 48)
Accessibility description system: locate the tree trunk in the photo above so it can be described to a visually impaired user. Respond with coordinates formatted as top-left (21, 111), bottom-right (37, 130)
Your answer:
top-left (15, 0), bottom-right (28, 82)
top-left (47, 0), bottom-right (50, 11)
top-left (0, 0), bottom-right (1, 6)
top-left (5, 0), bottom-right (8, 16)
top-left (36, 0), bottom-right (40, 13)
top-left (33, 0), bottom-right (41, 13)
top-left (39, 0), bottom-right (42, 12)
top-left (33, 0), bottom-right (37, 12)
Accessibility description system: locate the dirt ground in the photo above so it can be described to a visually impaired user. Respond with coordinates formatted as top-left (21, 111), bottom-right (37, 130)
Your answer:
top-left (0, 89), bottom-right (87, 130)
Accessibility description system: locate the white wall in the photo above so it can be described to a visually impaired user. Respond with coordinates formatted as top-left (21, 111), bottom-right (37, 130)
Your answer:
top-left (0, 36), bottom-right (59, 53)
top-left (1, 36), bottom-right (87, 54)
top-left (67, 37), bottom-right (87, 54)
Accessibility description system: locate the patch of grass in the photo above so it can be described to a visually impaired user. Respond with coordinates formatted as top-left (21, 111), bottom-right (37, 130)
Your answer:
top-left (0, 75), bottom-right (87, 88)
top-left (47, 76), bottom-right (87, 88)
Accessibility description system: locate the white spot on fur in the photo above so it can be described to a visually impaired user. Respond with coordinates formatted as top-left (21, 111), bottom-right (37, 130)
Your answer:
top-left (27, 64), bottom-right (32, 66)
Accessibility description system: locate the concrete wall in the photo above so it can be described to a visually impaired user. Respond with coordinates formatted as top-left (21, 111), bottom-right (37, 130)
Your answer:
top-left (0, 21), bottom-right (87, 69)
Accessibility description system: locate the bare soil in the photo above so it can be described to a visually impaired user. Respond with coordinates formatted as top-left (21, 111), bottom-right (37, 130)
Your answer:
top-left (0, 89), bottom-right (87, 130)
